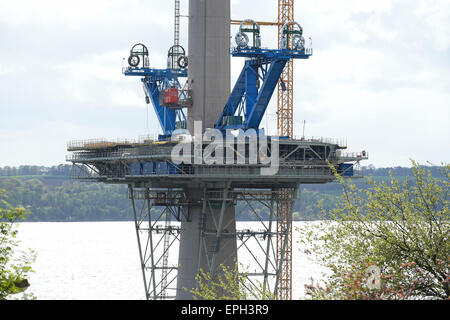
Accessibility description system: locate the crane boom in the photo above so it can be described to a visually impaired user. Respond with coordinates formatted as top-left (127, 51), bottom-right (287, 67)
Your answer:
top-left (215, 48), bottom-right (309, 132)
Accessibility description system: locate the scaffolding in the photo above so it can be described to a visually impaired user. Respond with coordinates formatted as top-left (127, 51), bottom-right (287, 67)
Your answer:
top-left (277, 0), bottom-right (295, 301)
top-left (277, 0), bottom-right (295, 139)
top-left (67, 134), bottom-right (367, 300)
top-left (64, 0), bottom-right (371, 301)
top-left (128, 187), bottom-right (186, 300)
top-left (127, 186), bottom-right (302, 299)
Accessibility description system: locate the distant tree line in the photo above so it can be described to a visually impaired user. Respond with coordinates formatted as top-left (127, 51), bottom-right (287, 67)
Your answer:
top-left (362, 164), bottom-right (444, 178)
top-left (0, 164), bottom-right (72, 177)
top-left (1, 164), bottom-right (443, 179)
top-left (0, 178), bottom-right (131, 221)
top-left (0, 164), bottom-right (445, 221)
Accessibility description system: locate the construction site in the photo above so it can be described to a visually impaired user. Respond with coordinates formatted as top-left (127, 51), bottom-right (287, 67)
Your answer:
top-left (66, 0), bottom-right (368, 300)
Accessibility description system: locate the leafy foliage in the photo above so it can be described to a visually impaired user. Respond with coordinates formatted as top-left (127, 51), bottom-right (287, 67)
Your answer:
top-left (299, 160), bottom-right (449, 300)
top-left (0, 189), bottom-right (36, 300)
top-left (189, 261), bottom-right (274, 300)
top-left (0, 178), bottom-right (132, 221)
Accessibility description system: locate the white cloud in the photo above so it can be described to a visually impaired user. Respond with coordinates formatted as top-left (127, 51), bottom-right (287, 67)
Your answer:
top-left (0, 0), bottom-right (448, 167)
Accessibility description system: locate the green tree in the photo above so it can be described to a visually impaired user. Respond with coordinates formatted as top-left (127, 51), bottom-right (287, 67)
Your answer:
top-left (189, 261), bottom-right (274, 300)
top-left (299, 160), bottom-right (449, 300)
top-left (0, 189), bottom-right (36, 300)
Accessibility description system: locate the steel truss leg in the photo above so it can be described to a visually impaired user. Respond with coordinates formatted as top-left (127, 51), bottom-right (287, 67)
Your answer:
top-left (192, 189), bottom-right (283, 299)
top-left (130, 186), bottom-right (298, 300)
top-left (128, 185), bottom-right (183, 300)
top-left (197, 184), bottom-right (237, 279)
top-left (275, 186), bottom-right (299, 300)
top-left (230, 189), bottom-right (282, 298)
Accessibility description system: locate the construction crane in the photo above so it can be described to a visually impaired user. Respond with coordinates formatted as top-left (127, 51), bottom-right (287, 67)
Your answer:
top-left (232, 0), bottom-right (298, 137)
top-left (216, 20), bottom-right (308, 133)
top-left (231, 0), bottom-right (300, 300)
top-left (161, 1), bottom-right (182, 297)
top-left (276, 0), bottom-right (295, 301)
top-left (68, 0), bottom-right (367, 302)
top-left (277, 0), bottom-right (295, 139)
top-left (125, 1), bottom-right (309, 300)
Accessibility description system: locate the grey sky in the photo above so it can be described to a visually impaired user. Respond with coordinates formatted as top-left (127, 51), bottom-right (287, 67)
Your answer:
top-left (0, 0), bottom-right (449, 167)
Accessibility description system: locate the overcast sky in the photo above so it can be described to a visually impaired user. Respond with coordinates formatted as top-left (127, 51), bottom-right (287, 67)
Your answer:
top-left (0, 0), bottom-right (449, 168)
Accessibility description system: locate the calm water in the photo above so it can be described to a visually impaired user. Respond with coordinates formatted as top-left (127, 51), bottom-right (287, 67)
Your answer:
top-left (16, 221), bottom-right (325, 300)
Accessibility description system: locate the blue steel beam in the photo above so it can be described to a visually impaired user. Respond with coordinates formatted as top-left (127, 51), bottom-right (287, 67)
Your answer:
top-left (143, 80), bottom-right (177, 136)
top-left (124, 67), bottom-right (187, 138)
top-left (245, 64), bottom-right (258, 120)
top-left (215, 47), bottom-right (311, 132)
top-left (246, 58), bottom-right (288, 129)
top-left (216, 65), bottom-right (247, 127)
top-left (124, 47), bottom-right (311, 136)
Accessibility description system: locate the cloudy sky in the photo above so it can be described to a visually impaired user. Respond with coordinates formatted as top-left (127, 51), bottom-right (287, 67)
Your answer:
top-left (0, 0), bottom-right (449, 168)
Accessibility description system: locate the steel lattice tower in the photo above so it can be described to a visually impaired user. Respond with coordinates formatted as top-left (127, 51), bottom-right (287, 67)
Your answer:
top-left (174, 0), bottom-right (180, 52)
top-left (277, 0), bottom-right (295, 300)
top-left (277, 0), bottom-right (294, 139)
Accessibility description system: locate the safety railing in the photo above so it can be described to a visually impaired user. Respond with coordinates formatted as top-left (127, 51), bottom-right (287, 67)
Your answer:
top-left (66, 147), bottom-right (173, 162)
top-left (67, 138), bottom-right (141, 151)
top-left (138, 134), bottom-right (159, 143)
top-left (69, 160), bottom-right (368, 181)
top-left (338, 151), bottom-right (369, 160)
top-left (120, 164), bottom-right (335, 179)
top-left (290, 136), bottom-right (347, 148)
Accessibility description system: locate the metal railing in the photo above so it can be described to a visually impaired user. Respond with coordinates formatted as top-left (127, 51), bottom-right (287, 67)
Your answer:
top-left (67, 135), bottom-right (348, 153)
top-left (290, 136), bottom-right (347, 148)
top-left (67, 138), bottom-right (141, 151)
top-left (70, 160), bottom-right (366, 182)
top-left (338, 151), bottom-right (369, 160)
top-left (138, 134), bottom-right (159, 143)
top-left (66, 144), bottom-right (173, 162)
top-left (182, 165), bottom-right (333, 178)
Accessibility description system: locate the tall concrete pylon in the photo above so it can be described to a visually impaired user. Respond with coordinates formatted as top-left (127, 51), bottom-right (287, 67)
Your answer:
top-left (176, 0), bottom-right (235, 300)
top-left (187, 0), bottom-right (231, 131)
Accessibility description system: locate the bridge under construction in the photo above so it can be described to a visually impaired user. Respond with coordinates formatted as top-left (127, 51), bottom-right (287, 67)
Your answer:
top-left (67, 0), bottom-right (368, 300)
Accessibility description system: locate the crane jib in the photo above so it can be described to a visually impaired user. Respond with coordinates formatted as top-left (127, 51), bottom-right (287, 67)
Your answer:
top-left (215, 47), bottom-right (311, 132)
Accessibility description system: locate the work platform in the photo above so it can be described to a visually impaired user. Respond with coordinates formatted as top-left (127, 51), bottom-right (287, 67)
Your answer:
top-left (66, 134), bottom-right (367, 300)
top-left (66, 3), bottom-right (369, 299)
top-left (67, 135), bottom-right (367, 187)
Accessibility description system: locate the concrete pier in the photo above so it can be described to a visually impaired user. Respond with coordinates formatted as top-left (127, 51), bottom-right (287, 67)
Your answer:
top-left (176, 187), bottom-right (237, 299)
top-left (187, 0), bottom-right (231, 131)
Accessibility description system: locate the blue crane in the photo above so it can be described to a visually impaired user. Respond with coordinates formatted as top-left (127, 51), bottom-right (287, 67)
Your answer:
top-left (216, 20), bottom-right (311, 133)
top-left (123, 43), bottom-right (190, 140)
top-left (123, 20), bottom-right (311, 139)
